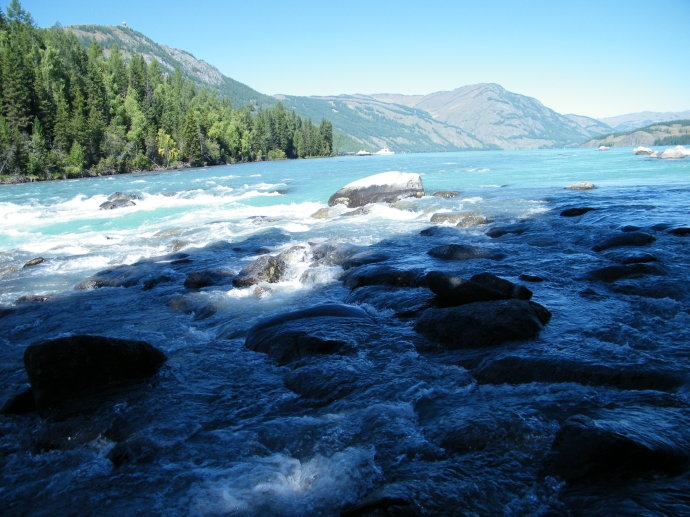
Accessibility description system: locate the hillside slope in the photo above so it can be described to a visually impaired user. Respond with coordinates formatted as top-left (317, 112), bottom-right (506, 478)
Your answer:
top-left (583, 120), bottom-right (690, 148)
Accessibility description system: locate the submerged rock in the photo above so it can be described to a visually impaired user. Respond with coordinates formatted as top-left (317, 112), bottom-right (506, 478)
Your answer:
top-left (430, 211), bottom-right (489, 227)
top-left (99, 192), bottom-right (141, 210)
top-left (23, 257), bottom-right (45, 268)
top-left (184, 269), bottom-right (235, 289)
top-left (565, 182), bottom-right (596, 190)
top-left (327, 171), bottom-right (424, 208)
top-left (341, 264), bottom-right (424, 290)
top-left (547, 410), bottom-right (690, 482)
top-left (425, 271), bottom-right (532, 306)
top-left (245, 304), bottom-right (375, 365)
top-left (432, 190), bottom-right (460, 198)
top-left (22, 335), bottom-right (166, 414)
top-left (560, 207), bottom-right (596, 217)
top-left (428, 244), bottom-right (504, 261)
top-left (592, 231), bottom-right (656, 252)
top-left (414, 299), bottom-right (551, 349)
top-left (485, 223), bottom-right (529, 238)
top-left (584, 263), bottom-right (666, 282)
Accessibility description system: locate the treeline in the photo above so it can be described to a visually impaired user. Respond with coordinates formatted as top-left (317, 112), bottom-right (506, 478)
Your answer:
top-left (0, 1), bottom-right (333, 181)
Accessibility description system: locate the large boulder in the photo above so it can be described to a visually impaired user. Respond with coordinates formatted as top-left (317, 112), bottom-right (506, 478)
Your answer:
top-left (547, 410), bottom-right (690, 482)
top-left (99, 192), bottom-right (141, 210)
top-left (328, 171), bottom-right (424, 208)
top-left (592, 231), bottom-right (655, 252)
top-left (22, 335), bottom-right (166, 413)
top-left (414, 299), bottom-right (551, 349)
top-left (245, 304), bottom-right (375, 365)
top-left (232, 254), bottom-right (287, 288)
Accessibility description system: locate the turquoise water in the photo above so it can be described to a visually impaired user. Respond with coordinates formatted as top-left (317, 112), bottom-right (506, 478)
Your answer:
top-left (1, 147), bottom-right (690, 515)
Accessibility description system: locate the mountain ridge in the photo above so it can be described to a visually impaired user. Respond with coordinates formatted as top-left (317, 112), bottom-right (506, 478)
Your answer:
top-left (65, 24), bottom-right (688, 153)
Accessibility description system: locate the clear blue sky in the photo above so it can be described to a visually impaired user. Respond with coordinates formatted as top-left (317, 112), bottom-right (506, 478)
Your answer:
top-left (13, 0), bottom-right (690, 118)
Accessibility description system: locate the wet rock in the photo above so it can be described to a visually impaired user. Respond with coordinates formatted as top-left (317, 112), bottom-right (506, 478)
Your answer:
top-left (592, 231), bottom-right (656, 252)
top-left (245, 304), bottom-right (375, 365)
top-left (486, 223), bottom-right (529, 238)
top-left (328, 171), bottom-right (424, 208)
top-left (414, 299), bottom-right (551, 349)
top-left (310, 242), bottom-right (361, 267)
top-left (341, 495), bottom-right (422, 516)
top-left (584, 263), bottom-right (666, 282)
top-left (425, 271), bottom-right (532, 306)
top-left (560, 207), bottom-right (596, 217)
top-left (184, 269), bottom-right (235, 289)
top-left (74, 263), bottom-right (174, 291)
top-left (23, 335), bottom-right (166, 414)
top-left (99, 192), bottom-right (141, 210)
top-left (668, 227), bottom-right (690, 236)
top-left (1, 388), bottom-right (35, 414)
top-left (474, 355), bottom-right (687, 391)
top-left (604, 250), bottom-right (658, 264)
top-left (108, 435), bottom-right (159, 467)
top-left (232, 254), bottom-right (287, 287)
top-left (283, 359), bottom-right (362, 403)
top-left (430, 211), bottom-right (489, 227)
top-left (565, 182), bottom-right (596, 190)
top-left (432, 190), bottom-right (460, 199)
top-left (519, 274), bottom-right (544, 283)
top-left (341, 250), bottom-right (390, 270)
top-left (419, 225), bottom-right (460, 238)
top-left (345, 285), bottom-right (433, 318)
top-left (547, 410), bottom-right (690, 482)
top-left (23, 257), bottom-right (45, 268)
top-left (427, 244), bottom-right (504, 261)
top-left (310, 207), bottom-right (332, 219)
top-left (341, 264), bottom-right (424, 290)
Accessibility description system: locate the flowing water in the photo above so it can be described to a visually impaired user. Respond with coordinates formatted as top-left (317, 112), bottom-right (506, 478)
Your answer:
top-left (1, 148), bottom-right (689, 515)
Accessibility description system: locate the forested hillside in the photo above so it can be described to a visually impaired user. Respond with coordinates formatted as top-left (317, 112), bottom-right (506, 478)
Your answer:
top-left (0, 1), bottom-right (332, 182)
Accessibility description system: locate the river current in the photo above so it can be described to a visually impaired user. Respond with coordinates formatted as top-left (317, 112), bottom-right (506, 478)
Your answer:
top-left (1, 148), bottom-right (689, 515)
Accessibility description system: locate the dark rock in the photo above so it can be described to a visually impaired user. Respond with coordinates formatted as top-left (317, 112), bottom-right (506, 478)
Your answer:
top-left (345, 285), bottom-right (433, 318)
top-left (669, 227), bottom-right (690, 236)
top-left (474, 355), bottom-right (687, 391)
top-left (620, 225), bottom-right (642, 232)
top-left (584, 263), bottom-right (666, 282)
top-left (15, 294), bottom-right (52, 304)
top-left (560, 207), bottom-right (596, 217)
top-left (547, 410), bottom-right (690, 482)
top-left (341, 250), bottom-right (389, 269)
top-left (74, 263), bottom-right (174, 291)
top-left (414, 299), bottom-right (550, 349)
top-left (341, 264), bottom-right (424, 290)
top-left (1, 387), bottom-right (36, 414)
top-left (425, 271), bottom-right (532, 306)
top-left (99, 192), bottom-right (141, 210)
top-left (232, 254), bottom-right (287, 288)
top-left (245, 304), bottom-right (375, 365)
top-left (283, 360), bottom-right (362, 402)
top-left (428, 244), bottom-right (504, 261)
top-left (108, 435), bottom-right (159, 467)
top-left (432, 190), bottom-right (460, 199)
top-left (604, 250), bottom-right (658, 264)
top-left (23, 335), bottom-right (166, 413)
top-left (592, 232), bottom-right (656, 252)
top-left (310, 242), bottom-right (361, 267)
top-left (184, 269), bottom-right (235, 289)
top-left (23, 257), bottom-right (45, 268)
top-left (328, 172), bottom-right (424, 208)
top-left (650, 223), bottom-right (674, 231)
top-left (419, 225), bottom-right (460, 238)
top-left (341, 495), bottom-right (422, 516)
top-left (486, 223), bottom-right (529, 238)
top-left (519, 274), bottom-right (544, 283)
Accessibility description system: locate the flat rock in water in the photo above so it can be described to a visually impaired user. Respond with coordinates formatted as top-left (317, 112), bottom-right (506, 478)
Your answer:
top-left (414, 299), bottom-right (551, 349)
top-left (428, 244), bottom-right (504, 261)
top-left (341, 264), bottom-right (424, 289)
top-left (22, 335), bottom-right (166, 414)
top-left (547, 409), bottom-right (690, 482)
top-left (584, 263), bottom-right (665, 282)
top-left (560, 207), bottom-right (596, 217)
top-left (245, 304), bottom-right (376, 365)
top-left (328, 171), bottom-right (424, 208)
top-left (232, 254), bottom-right (287, 287)
top-left (592, 231), bottom-right (656, 252)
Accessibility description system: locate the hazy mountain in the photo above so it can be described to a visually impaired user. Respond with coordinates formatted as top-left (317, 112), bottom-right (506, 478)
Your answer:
top-left (583, 120), bottom-right (690, 148)
top-left (372, 84), bottom-right (609, 149)
top-left (67, 25), bottom-right (276, 109)
top-left (601, 110), bottom-right (690, 132)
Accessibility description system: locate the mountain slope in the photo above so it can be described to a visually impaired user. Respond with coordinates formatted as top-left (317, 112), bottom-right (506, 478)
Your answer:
top-left (67, 25), bottom-right (276, 109)
top-left (583, 120), bottom-right (690, 148)
top-left (601, 110), bottom-right (690, 132)
top-left (279, 94), bottom-right (485, 153)
top-left (373, 83), bottom-right (609, 149)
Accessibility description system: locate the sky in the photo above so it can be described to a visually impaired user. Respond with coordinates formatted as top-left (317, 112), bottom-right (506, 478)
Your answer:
top-left (12, 0), bottom-right (690, 119)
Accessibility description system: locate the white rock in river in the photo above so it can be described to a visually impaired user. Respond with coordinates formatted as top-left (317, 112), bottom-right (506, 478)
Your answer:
top-left (633, 146), bottom-right (654, 156)
top-left (328, 171), bottom-right (425, 208)
top-left (659, 145), bottom-right (690, 159)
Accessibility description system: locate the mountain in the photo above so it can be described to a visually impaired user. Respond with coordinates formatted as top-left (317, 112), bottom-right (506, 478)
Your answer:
top-left (67, 25), bottom-right (670, 153)
top-left (583, 120), bottom-right (690, 148)
top-left (371, 84), bottom-right (611, 150)
top-left (67, 25), bottom-right (276, 109)
top-left (601, 110), bottom-right (690, 132)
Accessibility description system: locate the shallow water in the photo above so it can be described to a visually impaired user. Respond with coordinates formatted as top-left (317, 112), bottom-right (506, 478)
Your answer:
top-left (1, 148), bottom-right (690, 515)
